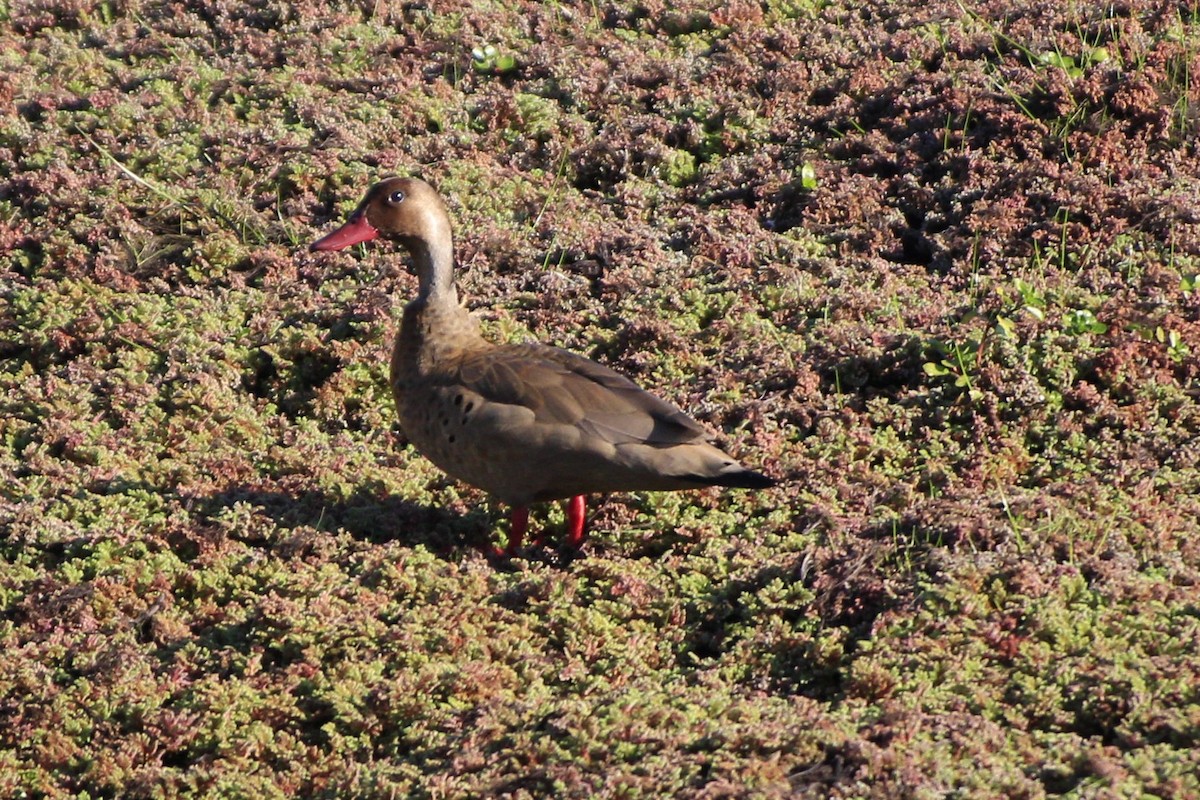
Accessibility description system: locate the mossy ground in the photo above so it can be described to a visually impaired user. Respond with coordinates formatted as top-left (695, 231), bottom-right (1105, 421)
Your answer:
top-left (3, 0), bottom-right (1200, 797)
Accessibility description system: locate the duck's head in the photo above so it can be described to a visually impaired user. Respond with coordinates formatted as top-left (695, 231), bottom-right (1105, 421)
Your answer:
top-left (310, 177), bottom-right (451, 254)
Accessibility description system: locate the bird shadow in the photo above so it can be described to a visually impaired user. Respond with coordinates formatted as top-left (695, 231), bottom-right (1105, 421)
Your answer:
top-left (186, 483), bottom-right (591, 569)
top-left (187, 483), bottom-right (498, 558)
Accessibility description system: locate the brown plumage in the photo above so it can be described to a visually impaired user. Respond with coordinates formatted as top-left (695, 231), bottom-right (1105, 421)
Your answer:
top-left (311, 177), bottom-right (774, 554)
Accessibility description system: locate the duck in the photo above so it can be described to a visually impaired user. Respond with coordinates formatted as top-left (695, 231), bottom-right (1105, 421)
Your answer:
top-left (311, 177), bottom-right (774, 555)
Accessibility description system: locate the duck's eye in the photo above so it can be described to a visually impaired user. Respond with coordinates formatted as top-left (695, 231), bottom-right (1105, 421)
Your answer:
top-left (388, 190), bottom-right (406, 204)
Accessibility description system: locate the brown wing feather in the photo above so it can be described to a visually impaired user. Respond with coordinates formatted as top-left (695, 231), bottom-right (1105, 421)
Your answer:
top-left (456, 344), bottom-right (712, 447)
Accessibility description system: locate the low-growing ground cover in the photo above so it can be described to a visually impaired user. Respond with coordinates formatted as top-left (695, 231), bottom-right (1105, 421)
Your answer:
top-left (2, 0), bottom-right (1199, 796)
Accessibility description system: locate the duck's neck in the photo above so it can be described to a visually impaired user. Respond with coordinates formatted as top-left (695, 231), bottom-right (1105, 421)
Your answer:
top-left (409, 230), bottom-right (457, 306)
top-left (394, 228), bottom-right (482, 374)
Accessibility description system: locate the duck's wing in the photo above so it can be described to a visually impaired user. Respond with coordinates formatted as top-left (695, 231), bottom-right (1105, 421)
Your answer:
top-left (454, 343), bottom-right (714, 449)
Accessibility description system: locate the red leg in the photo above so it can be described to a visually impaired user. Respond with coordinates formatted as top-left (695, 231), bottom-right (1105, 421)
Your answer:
top-left (506, 506), bottom-right (530, 554)
top-left (565, 495), bottom-right (587, 548)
